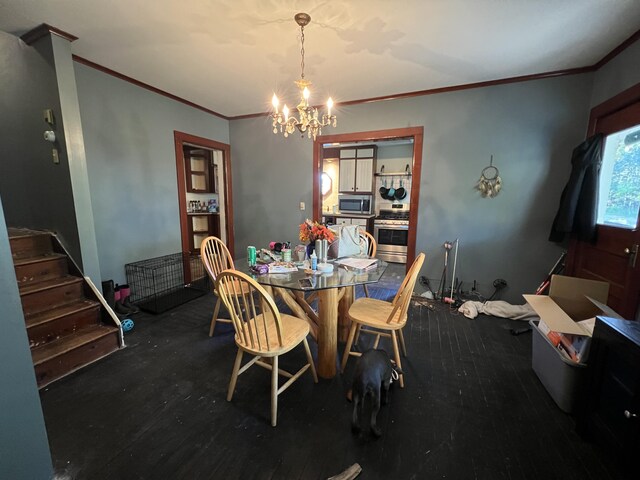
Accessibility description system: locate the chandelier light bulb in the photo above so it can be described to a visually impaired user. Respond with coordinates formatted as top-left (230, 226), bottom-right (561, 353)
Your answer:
top-left (303, 87), bottom-right (310, 101)
top-left (272, 94), bottom-right (279, 113)
top-left (283, 104), bottom-right (289, 121)
top-left (327, 97), bottom-right (333, 116)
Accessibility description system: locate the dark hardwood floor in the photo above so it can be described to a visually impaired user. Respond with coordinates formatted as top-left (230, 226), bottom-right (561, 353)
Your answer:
top-left (40, 275), bottom-right (627, 479)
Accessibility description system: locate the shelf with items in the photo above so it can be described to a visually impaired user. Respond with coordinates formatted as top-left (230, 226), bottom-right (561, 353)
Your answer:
top-left (374, 172), bottom-right (411, 177)
top-left (375, 163), bottom-right (411, 177)
top-left (185, 147), bottom-right (218, 193)
top-left (188, 214), bottom-right (220, 253)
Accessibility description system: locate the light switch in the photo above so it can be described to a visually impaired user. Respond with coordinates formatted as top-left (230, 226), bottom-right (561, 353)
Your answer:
top-left (299, 202), bottom-right (305, 210)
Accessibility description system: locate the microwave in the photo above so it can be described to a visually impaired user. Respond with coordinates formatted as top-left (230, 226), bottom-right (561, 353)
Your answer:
top-left (339, 196), bottom-right (371, 214)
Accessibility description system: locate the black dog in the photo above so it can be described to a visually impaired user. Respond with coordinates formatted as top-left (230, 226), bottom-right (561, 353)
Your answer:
top-left (348, 349), bottom-right (401, 437)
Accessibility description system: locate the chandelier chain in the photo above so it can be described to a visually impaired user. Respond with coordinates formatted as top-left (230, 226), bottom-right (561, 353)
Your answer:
top-left (300, 25), bottom-right (305, 79)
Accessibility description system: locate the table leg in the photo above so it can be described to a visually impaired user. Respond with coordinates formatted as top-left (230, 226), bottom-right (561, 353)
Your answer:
top-left (338, 285), bottom-right (355, 342)
top-left (317, 288), bottom-right (338, 379)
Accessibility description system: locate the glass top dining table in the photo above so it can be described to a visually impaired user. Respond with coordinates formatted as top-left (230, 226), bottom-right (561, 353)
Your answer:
top-left (237, 258), bottom-right (388, 291)
top-left (236, 257), bottom-right (388, 379)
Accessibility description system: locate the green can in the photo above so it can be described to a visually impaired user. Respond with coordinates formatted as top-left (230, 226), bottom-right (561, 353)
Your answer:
top-left (247, 246), bottom-right (257, 266)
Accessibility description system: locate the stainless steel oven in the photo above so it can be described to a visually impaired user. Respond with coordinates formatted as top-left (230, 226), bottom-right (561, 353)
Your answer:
top-left (374, 209), bottom-right (410, 263)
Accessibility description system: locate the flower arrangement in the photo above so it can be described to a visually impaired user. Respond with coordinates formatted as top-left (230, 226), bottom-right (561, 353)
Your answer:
top-left (299, 219), bottom-right (336, 243)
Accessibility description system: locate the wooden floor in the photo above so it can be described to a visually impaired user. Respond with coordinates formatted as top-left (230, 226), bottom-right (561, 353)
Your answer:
top-left (40, 275), bottom-right (627, 479)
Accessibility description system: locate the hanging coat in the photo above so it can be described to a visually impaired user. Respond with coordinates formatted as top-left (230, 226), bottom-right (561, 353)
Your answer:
top-left (549, 133), bottom-right (604, 243)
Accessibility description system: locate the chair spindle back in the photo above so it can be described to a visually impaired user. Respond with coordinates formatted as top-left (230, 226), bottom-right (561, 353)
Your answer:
top-left (386, 253), bottom-right (425, 325)
top-left (216, 270), bottom-right (284, 351)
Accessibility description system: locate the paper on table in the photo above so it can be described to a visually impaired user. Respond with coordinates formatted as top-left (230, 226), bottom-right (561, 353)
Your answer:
top-left (335, 257), bottom-right (378, 270)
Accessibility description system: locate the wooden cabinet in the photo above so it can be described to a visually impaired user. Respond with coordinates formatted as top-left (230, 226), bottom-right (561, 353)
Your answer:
top-left (338, 146), bottom-right (376, 193)
top-left (577, 316), bottom-right (640, 475)
top-left (185, 147), bottom-right (217, 193)
top-left (188, 213), bottom-right (220, 253)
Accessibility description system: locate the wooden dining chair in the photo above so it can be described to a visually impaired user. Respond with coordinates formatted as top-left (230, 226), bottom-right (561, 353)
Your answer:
top-left (200, 236), bottom-right (235, 336)
top-left (216, 270), bottom-right (318, 426)
top-left (341, 253), bottom-right (425, 388)
top-left (359, 230), bottom-right (377, 298)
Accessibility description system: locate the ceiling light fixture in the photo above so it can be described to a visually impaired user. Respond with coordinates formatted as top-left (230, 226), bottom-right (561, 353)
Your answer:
top-left (270, 13), bottom-right (336, 140)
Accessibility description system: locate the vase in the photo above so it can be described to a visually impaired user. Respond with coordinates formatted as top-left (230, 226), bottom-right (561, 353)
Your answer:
top-left (306, 242), bottom-right (315, 259)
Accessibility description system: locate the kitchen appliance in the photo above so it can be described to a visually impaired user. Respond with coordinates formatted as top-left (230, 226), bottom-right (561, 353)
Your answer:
top-left (338, 195), bottom-right (372, 214)
top-left (374, 206), bottom-right (410, 263)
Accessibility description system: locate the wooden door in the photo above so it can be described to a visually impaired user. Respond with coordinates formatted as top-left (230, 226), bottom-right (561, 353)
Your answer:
top-left (567, 84), bottom-right (640, 319)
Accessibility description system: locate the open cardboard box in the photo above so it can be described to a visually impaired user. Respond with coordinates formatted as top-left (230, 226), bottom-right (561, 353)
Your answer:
top-left (523, 275), bottom-right (623, 412)
top-left (524, 274), bottom-right (622, 341)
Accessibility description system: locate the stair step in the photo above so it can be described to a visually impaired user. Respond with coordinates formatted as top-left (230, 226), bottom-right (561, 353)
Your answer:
top-left (8, 228), bottom-right (53, 260)
top-left (20, 275), bottom-right (85, 316)
top-left (32, 325), bottom-right (120, 388)
top-left (14, 253), bottom-right (68, 286)
top-left (26, 300), bottom-right (102, 348)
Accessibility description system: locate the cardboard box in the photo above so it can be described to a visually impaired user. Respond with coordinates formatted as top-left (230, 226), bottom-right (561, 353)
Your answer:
top-left (523, 275), bottom-right (623, 413)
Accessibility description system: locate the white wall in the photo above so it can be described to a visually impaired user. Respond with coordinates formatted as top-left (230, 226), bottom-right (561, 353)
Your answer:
top-left (590, 38), bottom-right (640, 108)
top-left (74, 63), bottom-right (230, 284)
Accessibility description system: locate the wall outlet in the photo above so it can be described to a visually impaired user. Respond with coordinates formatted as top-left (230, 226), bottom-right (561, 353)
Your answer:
top-left (299, 202), bottom-right (305, 210)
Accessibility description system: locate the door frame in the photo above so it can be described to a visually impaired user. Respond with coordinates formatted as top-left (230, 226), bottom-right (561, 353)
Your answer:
top-left (313, 127), bottom-right (424, 270)
top-left (174, 131), bottom-right (235, 257)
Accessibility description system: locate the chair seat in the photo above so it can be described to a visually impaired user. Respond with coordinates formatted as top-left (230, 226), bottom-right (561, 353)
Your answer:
top-left (214, 278), bottom-right (250, 296)
top-left (348, 297), bottom-right (406, 330)
top-left (237, 313), bottom-right (310, 356)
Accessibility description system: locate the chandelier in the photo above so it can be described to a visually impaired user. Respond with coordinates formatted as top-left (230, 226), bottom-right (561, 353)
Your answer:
top-left (270, 13), bottom-right (337, 140)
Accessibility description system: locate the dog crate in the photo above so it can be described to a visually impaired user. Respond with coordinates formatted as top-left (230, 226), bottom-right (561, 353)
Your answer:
top-left (125, 252), bottom-right (210, 313)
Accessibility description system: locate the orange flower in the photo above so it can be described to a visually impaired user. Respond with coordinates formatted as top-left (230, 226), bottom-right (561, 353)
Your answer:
top-left (299, 219), bottom-right (335, 243)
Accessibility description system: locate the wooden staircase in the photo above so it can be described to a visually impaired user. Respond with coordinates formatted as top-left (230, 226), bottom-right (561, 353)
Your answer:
top-left (8, 228), bottom-right (122, 388)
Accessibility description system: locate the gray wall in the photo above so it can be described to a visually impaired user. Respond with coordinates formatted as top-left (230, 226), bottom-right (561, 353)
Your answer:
top-left (74, 63), bottom-right (230, 284)
top-left (230, 74), bottom-right (595, 302)
top-left (590, 38), bottom-right (640, 108)
top-left (0, 30), bottom-right (82, 263)
top-left (0, 199), bottom-right (53, 480)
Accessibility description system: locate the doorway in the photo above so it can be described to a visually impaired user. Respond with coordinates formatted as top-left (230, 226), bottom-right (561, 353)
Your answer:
top-left (313, 127), bottom-right (424, 270)
top-left (174, 131), bottom-right (235, 281)
top-left (566, 83), bottom-right (640, 319)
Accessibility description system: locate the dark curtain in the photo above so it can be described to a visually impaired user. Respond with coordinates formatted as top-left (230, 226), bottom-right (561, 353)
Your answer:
top-left (549, 133), bottom-right (604, 243)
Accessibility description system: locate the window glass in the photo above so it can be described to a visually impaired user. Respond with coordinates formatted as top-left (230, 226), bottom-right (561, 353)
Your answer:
top-left (597, 124), bottom-right (640, 229)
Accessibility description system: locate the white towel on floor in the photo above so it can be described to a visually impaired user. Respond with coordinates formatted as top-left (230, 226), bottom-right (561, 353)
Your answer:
top-left (458, 300), bottom-right (539, 321)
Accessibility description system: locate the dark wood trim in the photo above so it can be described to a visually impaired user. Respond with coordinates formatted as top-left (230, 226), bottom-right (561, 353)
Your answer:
top-left (21, 24), bottom-right (78, 45)
top-left (313, 126), bottom-right (424, 272)
top-left (174, 131), bottom-right (235, 258)
top-left (74, 55), bottom-right (230, 121)
top-left (592, 28), bottom-right (640, 70)
top-left (588, 82), bottom-right (640, 135)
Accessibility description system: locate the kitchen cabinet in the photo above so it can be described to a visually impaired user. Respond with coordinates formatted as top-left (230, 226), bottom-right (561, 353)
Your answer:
top-left (577, 316), bottom-right (640, 475)
top-left (338, 146), bottom-right (376, 193)
top-left (323, 215), bottom-right (371, 234)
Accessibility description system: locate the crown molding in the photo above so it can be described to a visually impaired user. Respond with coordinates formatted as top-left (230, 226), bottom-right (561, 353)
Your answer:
top-left (21, 24), bottom-right (78, 45)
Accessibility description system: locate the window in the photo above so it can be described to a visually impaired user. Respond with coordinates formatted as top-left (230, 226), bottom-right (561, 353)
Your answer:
top-left (321, 172), bottom-right (332, 196)
top-left (597, 124), bottom-right (640, 229)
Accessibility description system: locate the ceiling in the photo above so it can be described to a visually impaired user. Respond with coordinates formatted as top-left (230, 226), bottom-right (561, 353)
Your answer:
top-left (1, 0), bottom-right (639, 118)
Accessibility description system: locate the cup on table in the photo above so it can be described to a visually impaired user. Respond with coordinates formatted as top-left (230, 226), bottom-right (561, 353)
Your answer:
top-left (281, 248), bottom-right (292, 262)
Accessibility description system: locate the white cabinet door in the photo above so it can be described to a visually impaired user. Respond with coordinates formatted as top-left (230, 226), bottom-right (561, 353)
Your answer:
top-left (357, 147), bottom-right (375, 158)
top-left (340, 148), bottom-right (357, 159)
top-left (339, 158), bottom-right (356, 192)
top-left (350, 218), bottom-right (367, 233)
top-left (354, 158), bottom-right (373, 193)
top-left (336, 218), bottom-right (351, 226)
